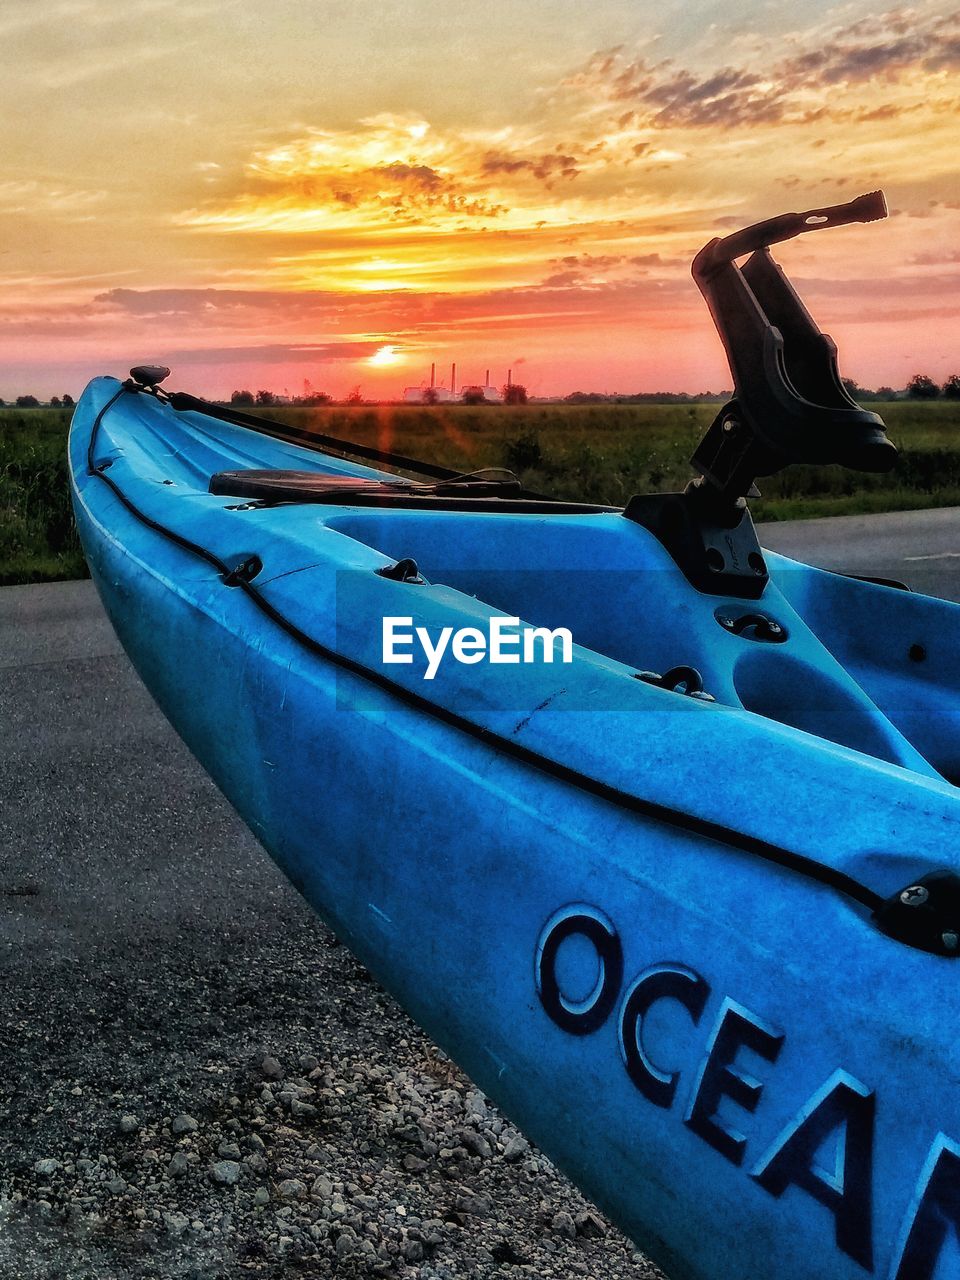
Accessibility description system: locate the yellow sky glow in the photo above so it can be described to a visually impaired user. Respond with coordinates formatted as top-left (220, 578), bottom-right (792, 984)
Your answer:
top-left (1, 0), bottom-right (958, 397)
top-left (368, 344), bottom-right (402, 367)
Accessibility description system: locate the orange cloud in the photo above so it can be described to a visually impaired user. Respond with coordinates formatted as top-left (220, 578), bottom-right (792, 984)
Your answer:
top-left (3, 0), bottom-right (959, 397)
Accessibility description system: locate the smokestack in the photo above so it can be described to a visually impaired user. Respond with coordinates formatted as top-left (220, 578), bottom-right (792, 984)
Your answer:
top-left (430, 362), bottom-right (435, 388)
top-left (485, 368), bottom-right (489, 385)
top-left (507, 368), bottom-right (512, 387)
top-left (451, 363), bottom-right (456, 395)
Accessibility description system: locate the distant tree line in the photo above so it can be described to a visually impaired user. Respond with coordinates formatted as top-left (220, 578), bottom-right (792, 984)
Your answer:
top-left (229, 383), bottom-right (531, 407)
top-left (5, 379), bottom-right (960, 409)
top-left (563, 390), bottom-right (730, 404)
top-left (0, 394), bottom-right (75, 408)
top-left (229, 389), bottom-right (333, 408)
top-left (907, 373), bottom-right (960, 400)
top-left (561, 376), bottom-right (960, 404)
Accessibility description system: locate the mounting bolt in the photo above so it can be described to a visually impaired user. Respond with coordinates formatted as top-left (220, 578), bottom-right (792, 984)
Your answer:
top-left (221, 555), bottom-right (263, 587)
top-left (900, 885), bottom-right (929, 907)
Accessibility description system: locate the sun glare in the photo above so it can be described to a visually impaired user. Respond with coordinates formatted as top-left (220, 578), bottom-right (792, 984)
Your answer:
top-left (368, 344), bottom-right (401, 366)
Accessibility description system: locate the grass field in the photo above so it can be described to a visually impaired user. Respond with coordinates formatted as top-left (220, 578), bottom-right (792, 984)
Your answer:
top-left (3, 400), bottom-right (960, 585)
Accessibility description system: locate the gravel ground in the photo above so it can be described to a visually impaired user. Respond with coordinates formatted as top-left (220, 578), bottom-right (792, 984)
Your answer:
top-left (0, 581), bottom-right (664, 1280)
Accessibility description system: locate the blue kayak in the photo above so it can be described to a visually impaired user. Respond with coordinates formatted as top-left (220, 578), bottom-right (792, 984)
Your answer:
top-left (67, 194), bottom-right (960, 1280)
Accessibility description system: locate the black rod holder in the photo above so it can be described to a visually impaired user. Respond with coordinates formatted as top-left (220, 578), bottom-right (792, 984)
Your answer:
top-left (626, 190), bottom-right (897, 599)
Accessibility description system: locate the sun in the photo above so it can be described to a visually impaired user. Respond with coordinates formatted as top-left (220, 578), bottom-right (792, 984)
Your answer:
top-left (368, 344), bottom-right (401, 367)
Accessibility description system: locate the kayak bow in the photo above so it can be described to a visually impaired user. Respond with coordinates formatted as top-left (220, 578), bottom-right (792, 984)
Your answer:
top-left (67, 194), bottom-right (960, 1280)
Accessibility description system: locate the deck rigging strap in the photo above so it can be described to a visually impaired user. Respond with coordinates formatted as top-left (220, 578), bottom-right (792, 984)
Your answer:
top-left (85, 385), bottom-right (885, 919)
top-left (167, 390), bottom-right (493, 483)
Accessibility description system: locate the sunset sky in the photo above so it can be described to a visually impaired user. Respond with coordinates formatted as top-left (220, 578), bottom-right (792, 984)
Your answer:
top-left (3, 0), bottom-right (959, 398)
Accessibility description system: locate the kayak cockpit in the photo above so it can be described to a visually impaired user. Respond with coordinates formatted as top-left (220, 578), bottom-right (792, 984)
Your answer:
top-left (323, 507), bottom-right (944, 780)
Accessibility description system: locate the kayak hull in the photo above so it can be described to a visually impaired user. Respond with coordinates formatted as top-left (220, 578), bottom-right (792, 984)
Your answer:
top-left (69, 377), bottom-right (960, 1280)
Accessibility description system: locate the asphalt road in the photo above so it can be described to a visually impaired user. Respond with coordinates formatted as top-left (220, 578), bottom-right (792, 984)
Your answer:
top-left (0, 576), bottom-right (653, 1277)
top-left (758, 505), bottom-right (960, 601)
top-left (0, 507), bottom-right (957, 1277)
top-left (0, 578), bottom-right (292, 960)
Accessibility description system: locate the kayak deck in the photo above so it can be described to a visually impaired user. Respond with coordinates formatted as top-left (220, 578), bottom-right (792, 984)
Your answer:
top-left (67, 375), bottom-right (960, 1280)
top-left (81, 378), bottom-right (960, 778)
top-left (70, 377), bottom-right (960, 906)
